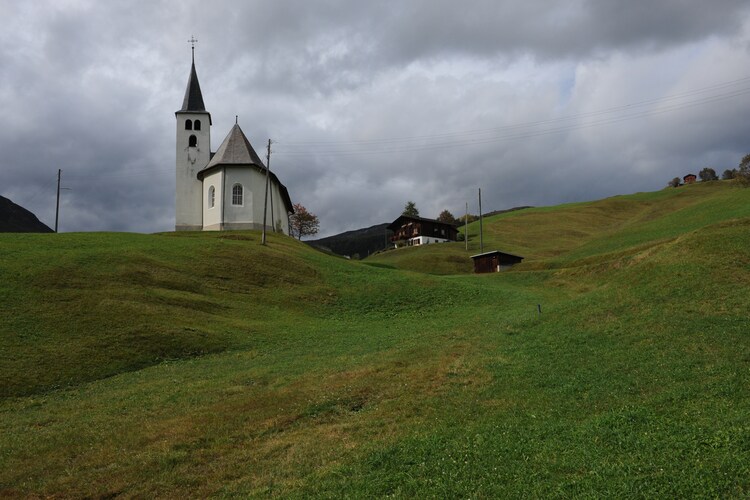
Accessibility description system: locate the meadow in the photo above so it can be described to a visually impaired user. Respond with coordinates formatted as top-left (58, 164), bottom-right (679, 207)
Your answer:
top-left (1, 181), bottom-right (749, 497)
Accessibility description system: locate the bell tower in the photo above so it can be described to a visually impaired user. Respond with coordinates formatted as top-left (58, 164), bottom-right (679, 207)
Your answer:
top-left (175, 37), bottom-right (212, 231)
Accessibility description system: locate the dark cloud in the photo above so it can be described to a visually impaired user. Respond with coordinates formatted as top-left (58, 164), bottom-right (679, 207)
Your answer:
top-left (1, 1), bottom-right (749, 237)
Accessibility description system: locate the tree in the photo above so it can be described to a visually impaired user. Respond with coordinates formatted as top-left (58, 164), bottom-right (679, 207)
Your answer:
top-left (289, 203), bottom-right (320, 240)
top-left (436, 209), bottom-right (457, 225)
top-left (738, 153), bottom-right (750, 185)
top-left (402, 201), bottom-right (420, 217)
top-left (698, 167), bottom-right (718, 182)
top-left (722, 169), bottom-right (737, 180)
top-left (668, 177), bottom-right (681, 188)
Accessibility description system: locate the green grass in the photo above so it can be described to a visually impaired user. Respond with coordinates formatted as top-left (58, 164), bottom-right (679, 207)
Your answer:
top-left (1, 181), bottom-right (749, 497)
top-left (368, 180), bottom-right (750, 272)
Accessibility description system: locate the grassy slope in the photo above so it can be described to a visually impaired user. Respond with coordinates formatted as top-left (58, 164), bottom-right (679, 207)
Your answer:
top-left (368, 181), bottom-right (749, 273)
top-left (1, 181), bottom-right (749, 497)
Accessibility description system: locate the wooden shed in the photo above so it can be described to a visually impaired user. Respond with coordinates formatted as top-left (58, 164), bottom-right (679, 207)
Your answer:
top-left (470, 250), bottom-right (524, 273)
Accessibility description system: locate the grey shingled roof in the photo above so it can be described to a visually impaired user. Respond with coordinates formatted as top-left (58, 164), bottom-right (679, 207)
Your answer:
top-left (180, 61), bottom-right (206, 112)
top-left (202, 123), bottom-right (266, 169)
top-left (197, 124), bottom-right (294, 213)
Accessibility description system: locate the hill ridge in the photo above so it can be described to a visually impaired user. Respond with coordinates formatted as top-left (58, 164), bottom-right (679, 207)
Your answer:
top-left (0, 195), bottom-right (53, 233)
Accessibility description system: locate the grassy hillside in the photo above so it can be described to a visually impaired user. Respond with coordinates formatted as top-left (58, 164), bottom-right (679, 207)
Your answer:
top-left (1, 182), bottom-right (749, 497)
top-left (368, 181), bottom-right (750, 273)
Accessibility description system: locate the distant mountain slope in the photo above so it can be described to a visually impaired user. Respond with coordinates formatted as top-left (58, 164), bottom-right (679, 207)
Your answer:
top-left (307, 222), bottom-right (392, 258)
top-left (0, 196), bottom-right (53, 233)
top-left (308, 206), bottom-right (533, 259)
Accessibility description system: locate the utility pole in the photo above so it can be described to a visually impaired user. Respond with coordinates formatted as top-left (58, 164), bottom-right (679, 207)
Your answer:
top-left (269, 168), bottom-right (275, 233)
top-left (464, 201), bottom-right (468, 251)
top-left (55, 169), bottom-right (61, 233)
top-left (478, 188), bottom-right (484, 254)
top-left (262, 139), bottom-right (271, 245)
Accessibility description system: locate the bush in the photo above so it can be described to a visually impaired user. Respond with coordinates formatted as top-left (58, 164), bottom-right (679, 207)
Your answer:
top-left (722, 169), bottom-right (737, 180)
top-left (699, 167), bottom-right (718, 182)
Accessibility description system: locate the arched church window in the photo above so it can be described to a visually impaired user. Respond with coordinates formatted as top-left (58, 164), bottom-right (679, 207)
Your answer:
top-left (185, 119), bottom-right (192, 130)
top-left (194, 120), bottom-right (201, 131)
top-left (189, 135), bottom-right (197, 147)
top-left (232, 184), bottom-right (243, 206)
top-left (208, 186), bottom-right (215, 208)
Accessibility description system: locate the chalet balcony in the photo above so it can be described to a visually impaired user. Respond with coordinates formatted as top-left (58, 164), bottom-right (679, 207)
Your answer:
top-left (390, 230), bottom-right (420, 242)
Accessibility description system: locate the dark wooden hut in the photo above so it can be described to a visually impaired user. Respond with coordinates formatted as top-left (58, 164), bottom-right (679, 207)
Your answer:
top-left (470, 250), bottom-right (524, 273)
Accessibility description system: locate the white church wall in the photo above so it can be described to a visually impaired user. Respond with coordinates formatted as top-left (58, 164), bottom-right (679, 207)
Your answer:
top-left (269, 182), bottom-right (290, 234)
top-left (221, 167), bottom-right (257, 229)
top-left (202, 169), bottom-right (223, 231)
top-left (175, 112), bottom-right (211, 231)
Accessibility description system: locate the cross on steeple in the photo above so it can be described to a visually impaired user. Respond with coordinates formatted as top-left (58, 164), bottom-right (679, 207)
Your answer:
top-left (188, 35), bottom-right (198, 62)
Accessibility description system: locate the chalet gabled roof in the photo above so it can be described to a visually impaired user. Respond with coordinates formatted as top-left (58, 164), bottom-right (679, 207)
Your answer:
top-left (386, 214), bottom-right (458, 231)
top-left (179, 61), bottom-right (207, 112)
top-left (470, 250), bottom-right (525, 260)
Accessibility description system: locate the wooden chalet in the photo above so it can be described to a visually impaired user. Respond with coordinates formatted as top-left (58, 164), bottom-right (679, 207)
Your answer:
top-left (471, 250), bottom-right (524, 273)
top-left (683, 174), bottom-right (697, 184)
top-left (387, 215), bottom-right (458, 248)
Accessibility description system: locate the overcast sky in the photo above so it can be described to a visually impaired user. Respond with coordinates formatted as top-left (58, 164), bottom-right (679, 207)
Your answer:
top-left (1, 1), bottom-right (749, 237)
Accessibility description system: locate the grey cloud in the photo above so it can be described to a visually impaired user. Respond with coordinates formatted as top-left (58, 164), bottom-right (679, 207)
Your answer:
top-left (1, 1), bottom-right (749, 237)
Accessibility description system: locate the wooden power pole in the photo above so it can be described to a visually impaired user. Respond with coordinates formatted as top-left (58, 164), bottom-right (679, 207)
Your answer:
top-left (262, 139), bottom-right (271, 245)
top-left (478, 188), bottom-right (484, 254)
top-left (464, 201), bottom-right (468, 251)
top-left (55, 169), bottom-right (61, 233)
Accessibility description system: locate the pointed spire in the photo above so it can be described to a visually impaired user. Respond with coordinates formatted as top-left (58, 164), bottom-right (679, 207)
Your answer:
top-left (180, 60), bottom-right (206, 112)
top-left (180, 38), bottom-right (206, 112)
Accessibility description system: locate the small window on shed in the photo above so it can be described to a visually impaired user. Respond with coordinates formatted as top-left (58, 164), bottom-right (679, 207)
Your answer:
top-left (232, 184), bottom-right (243, 206)
top-left (194, 119), bottom-right (201, 131)
top-left (208, 186), bottom-right (215, 208)
top-left (185, 119), bottom-right (192, 130)
top-left (189, 135), bottom-right (197, 147)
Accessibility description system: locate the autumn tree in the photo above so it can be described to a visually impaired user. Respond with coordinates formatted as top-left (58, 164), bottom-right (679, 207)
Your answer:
top-left (738, 153), bottom-right (750, 185)
top-left (698, 167), bottom-right (718, 182)
top-left (437, 209), bottom-right (457, 225)
top-left (722, 169), bottom-right (737, 180)
top-left (289, 203), bottom-right (320, 240)
top-left (402, 201), bottom-right (420, 217)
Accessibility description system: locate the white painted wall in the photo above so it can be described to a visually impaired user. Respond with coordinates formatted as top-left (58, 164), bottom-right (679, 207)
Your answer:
top-left (216, 166), bottom-right (291, 234)
top-left (175, 112), bottom-right (211, 230)
top-left (406, 236), bottom-right (451, 246)
top-left (268, 179), bottom-right (291, 234)
top-left (202, 169), bottom-right (223, 230)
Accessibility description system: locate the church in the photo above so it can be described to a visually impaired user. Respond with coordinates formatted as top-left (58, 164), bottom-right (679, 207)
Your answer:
top-left (175, 52), bottom-right (293, 232)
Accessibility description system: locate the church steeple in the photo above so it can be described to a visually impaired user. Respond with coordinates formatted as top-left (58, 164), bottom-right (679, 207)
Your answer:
top-left (178, 36), bottom-right (208, 113)
top-left (175, 37), bottom-right (212, 231)
top-left (180, 60), bottom-right (206, 112)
